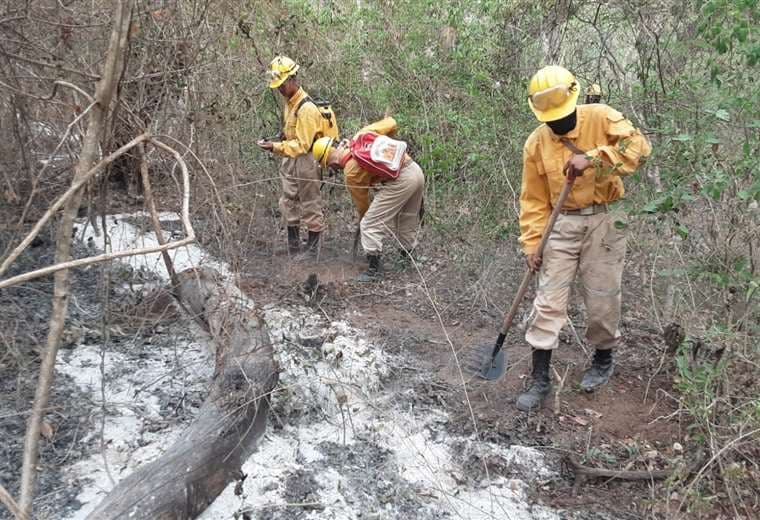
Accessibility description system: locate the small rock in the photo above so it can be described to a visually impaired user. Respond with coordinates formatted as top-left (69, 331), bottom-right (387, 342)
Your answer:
top-left (573, 416), bottom-right (589, 426)
top-left (673, 442), bottom-right (683, 452)
top-left (584, 408), bottom-right (602, 418)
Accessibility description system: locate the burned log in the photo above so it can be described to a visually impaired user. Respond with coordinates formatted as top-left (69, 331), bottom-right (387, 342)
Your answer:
top-left (86, 268), bottom-right (278, 519)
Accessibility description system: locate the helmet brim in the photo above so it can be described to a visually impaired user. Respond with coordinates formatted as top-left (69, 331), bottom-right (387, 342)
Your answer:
top-left (268, 64), bottom-right (300, 89)
top-left (269, 76), bottom-right (286, 88)
top-left (529, 87), bottom-right (579, 122)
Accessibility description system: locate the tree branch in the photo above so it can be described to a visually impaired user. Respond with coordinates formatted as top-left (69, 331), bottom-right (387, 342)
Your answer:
top-left (0, 137), bottom-right (195, 290)
top-left (17, 2), bottom-right (135, 515)
top-left (0, 133), bottom-right (151, 280)
top-left (0, 483), bottom-right (28, 520)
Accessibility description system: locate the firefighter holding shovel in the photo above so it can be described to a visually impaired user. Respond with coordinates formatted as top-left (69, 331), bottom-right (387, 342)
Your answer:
top-left (311, 117), bottom-right (424, 282)
top-left (517, 66), bottom-right (651, 412)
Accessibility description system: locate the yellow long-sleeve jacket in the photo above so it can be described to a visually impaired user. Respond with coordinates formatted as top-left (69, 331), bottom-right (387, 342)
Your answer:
top-left (519, 104), bottom-right (651, 254)
top-left (272, 87), bottom-right (323, 158)
top-left (341, 117), bottom-right (410, 217)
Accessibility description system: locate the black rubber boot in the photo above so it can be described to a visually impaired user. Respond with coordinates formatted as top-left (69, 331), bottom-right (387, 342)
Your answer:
top-left (357, 254), bottom-right (383, 282)
top-left (287, 226), bottom-right (300, 255)
top-left (305, 231), bottom-right (321, 258)
top-left (580, 349), bottom-right (614, 392)
top-left (517, 349), bottom-right (552, 412)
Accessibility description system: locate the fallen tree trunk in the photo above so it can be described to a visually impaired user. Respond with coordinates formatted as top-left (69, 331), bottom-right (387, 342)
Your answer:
top-left (86, 268), bottom-right (278, 519)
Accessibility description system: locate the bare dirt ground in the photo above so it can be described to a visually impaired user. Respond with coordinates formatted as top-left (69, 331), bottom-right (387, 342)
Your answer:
top-left (235, 223), bottom-right (687, 519)
top-left (1, 197), bottom-right (692, 519)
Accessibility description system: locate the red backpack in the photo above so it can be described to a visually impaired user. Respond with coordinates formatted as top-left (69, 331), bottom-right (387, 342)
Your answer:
top-left (340, 132), bottom-right (407, 180)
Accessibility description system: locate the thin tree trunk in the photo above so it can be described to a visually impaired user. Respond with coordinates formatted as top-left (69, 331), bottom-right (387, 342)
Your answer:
top-left (17, 2), bottom-right (134, 516)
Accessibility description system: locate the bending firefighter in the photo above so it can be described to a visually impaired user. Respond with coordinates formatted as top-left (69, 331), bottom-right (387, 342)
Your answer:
top-left (257, 56), bottom-right (339, 257)
top-left (517, 65), bottom-right (651, 412)
top-left (312, 117), bottom-right (424, 282)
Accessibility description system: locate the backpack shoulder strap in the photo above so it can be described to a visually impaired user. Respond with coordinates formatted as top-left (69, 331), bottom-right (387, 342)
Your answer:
top-left (295, 96), bottom-right (313, 117)
top-left (339, 148), bottom-right (353, 168)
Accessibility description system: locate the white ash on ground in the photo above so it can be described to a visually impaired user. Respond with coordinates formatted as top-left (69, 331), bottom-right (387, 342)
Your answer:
top-left (47, 213), bottom-right (562, 519)
top-left (77, 212), bottom-right (231, 283)
top-left (201, 305), bottom-right (560, 520)
top-left (56, 327), bottom-right (213, 520)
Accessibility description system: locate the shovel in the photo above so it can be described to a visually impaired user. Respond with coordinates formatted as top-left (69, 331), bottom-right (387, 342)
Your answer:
top-left (465, 175), bottom-right (576, 381)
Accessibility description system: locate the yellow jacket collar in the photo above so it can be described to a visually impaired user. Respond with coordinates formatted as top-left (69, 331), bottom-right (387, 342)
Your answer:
top-left (287, 87), bottom-right (308, 108)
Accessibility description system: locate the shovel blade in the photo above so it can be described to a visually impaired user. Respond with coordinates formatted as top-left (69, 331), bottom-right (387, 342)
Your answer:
top-left (478, 348), bottom-right (507, 381)
top-left (463, 344), bottom-right (508, 381)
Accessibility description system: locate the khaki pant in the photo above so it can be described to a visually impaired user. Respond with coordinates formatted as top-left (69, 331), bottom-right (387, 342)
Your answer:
top-left (360, 161), bottom-right (424, 254)
top-left (525, 211), bottom-right (626, 351)
top-left (279, 154), bottom-right (325, 232)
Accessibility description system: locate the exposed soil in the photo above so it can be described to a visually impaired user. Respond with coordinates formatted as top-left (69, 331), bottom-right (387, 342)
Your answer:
top-left (1, 207), bottom-right (691, 519)
top-left (235, 224), bottom-right (687, 519)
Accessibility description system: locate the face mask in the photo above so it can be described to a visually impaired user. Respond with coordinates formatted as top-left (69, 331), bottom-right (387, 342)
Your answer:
top-left (546, 110), bottom-right (577, 135)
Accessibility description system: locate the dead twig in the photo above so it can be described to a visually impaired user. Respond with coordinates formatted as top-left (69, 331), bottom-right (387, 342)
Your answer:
top-left (0, 483), bottom-right (28, 520)
top-left (569, 455), bottom-right (674, 482)
top-left (0, 136), bottom-right (195, 290)
top-left (17, 3), bottom-right (134, 515)
top-left (551, 363), bottom-right (571, 415)
top-left (138, 141), bottom-right (179, 287)
top-left (0, 133), bottom-right (151, 279)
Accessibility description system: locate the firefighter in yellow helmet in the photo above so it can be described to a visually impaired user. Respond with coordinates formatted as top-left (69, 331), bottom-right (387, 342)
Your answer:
top-left (585, 83), bottom-right (602, 104)
top-left (312, 116), bottom-right (424, 282)
top-left (516, 65), bottom-right (651, 412)
top-left (256, 56), bottom-right (339, 258)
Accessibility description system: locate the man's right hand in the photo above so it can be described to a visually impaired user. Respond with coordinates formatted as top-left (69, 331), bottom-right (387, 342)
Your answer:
top-left (526, 253), bottom-right (542, 272)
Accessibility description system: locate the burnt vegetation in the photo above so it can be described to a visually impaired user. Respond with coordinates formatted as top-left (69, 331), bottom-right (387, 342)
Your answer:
top-left (0, 0), bottom-right (758, 519)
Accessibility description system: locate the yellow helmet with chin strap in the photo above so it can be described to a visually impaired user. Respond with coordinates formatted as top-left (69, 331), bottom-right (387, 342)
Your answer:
top-left (527, 65), bottom-right (580, 122)
top-left (312, 137), bottom-right (334, 167)
top-left (267, 56), bottom-right (300, 88)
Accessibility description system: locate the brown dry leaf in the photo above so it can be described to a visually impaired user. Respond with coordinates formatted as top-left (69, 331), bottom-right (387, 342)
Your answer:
top-left (572, 416), bottom-right (589, 426)
top-left (3, 189), bottom-right (20, 205)
top-left (40, 421), bottom-right (55, 440)
top-left (584, 408), bottom-right (602, 418)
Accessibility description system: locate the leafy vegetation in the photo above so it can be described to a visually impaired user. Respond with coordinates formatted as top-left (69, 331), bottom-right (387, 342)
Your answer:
top-left (1, 0), bottom-right (758, 517)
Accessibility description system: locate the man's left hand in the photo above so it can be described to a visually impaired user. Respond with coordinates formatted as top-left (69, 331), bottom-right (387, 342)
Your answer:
top-left (256, 139), bottom-right (274, 151)
top-left (563, 154), bottom-right (591, 179)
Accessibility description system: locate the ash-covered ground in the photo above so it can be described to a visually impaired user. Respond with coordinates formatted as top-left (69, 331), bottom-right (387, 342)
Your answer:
top-left (3, 214), bottom-right (572, 520)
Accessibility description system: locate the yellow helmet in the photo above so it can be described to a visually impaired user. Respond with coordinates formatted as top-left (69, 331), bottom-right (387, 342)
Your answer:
top-left (267, 56), bottom-right (300, 88)
top-left (527, 65), bottom-right (579, 122)
top-left (312, 137), bottom-right (334, 167)
top-left (586, 83), bottom-right (602, 96)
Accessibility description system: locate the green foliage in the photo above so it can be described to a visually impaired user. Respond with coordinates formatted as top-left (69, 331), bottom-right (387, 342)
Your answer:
top-left (185, 1), bottom-right (760, 514)
top-left (698, 0), bottom-right (760, 65)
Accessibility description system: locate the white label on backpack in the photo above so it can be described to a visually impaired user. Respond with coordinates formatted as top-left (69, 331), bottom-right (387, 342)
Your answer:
top-left (369, 135), bottom-right (407, 172)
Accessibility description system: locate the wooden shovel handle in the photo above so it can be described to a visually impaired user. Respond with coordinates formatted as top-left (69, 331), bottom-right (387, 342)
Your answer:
top-left (498, 176), bottom-right (575, 336)
top-left (351, 225), bottom-right (361, 262)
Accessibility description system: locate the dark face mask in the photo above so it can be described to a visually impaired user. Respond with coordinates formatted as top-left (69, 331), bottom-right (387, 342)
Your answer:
top-left (546, 110), bottom-right (577, 135)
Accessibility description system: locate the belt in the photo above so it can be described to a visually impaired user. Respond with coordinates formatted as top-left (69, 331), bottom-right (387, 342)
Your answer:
top-left (560, 203), bottom-right (608, 216)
